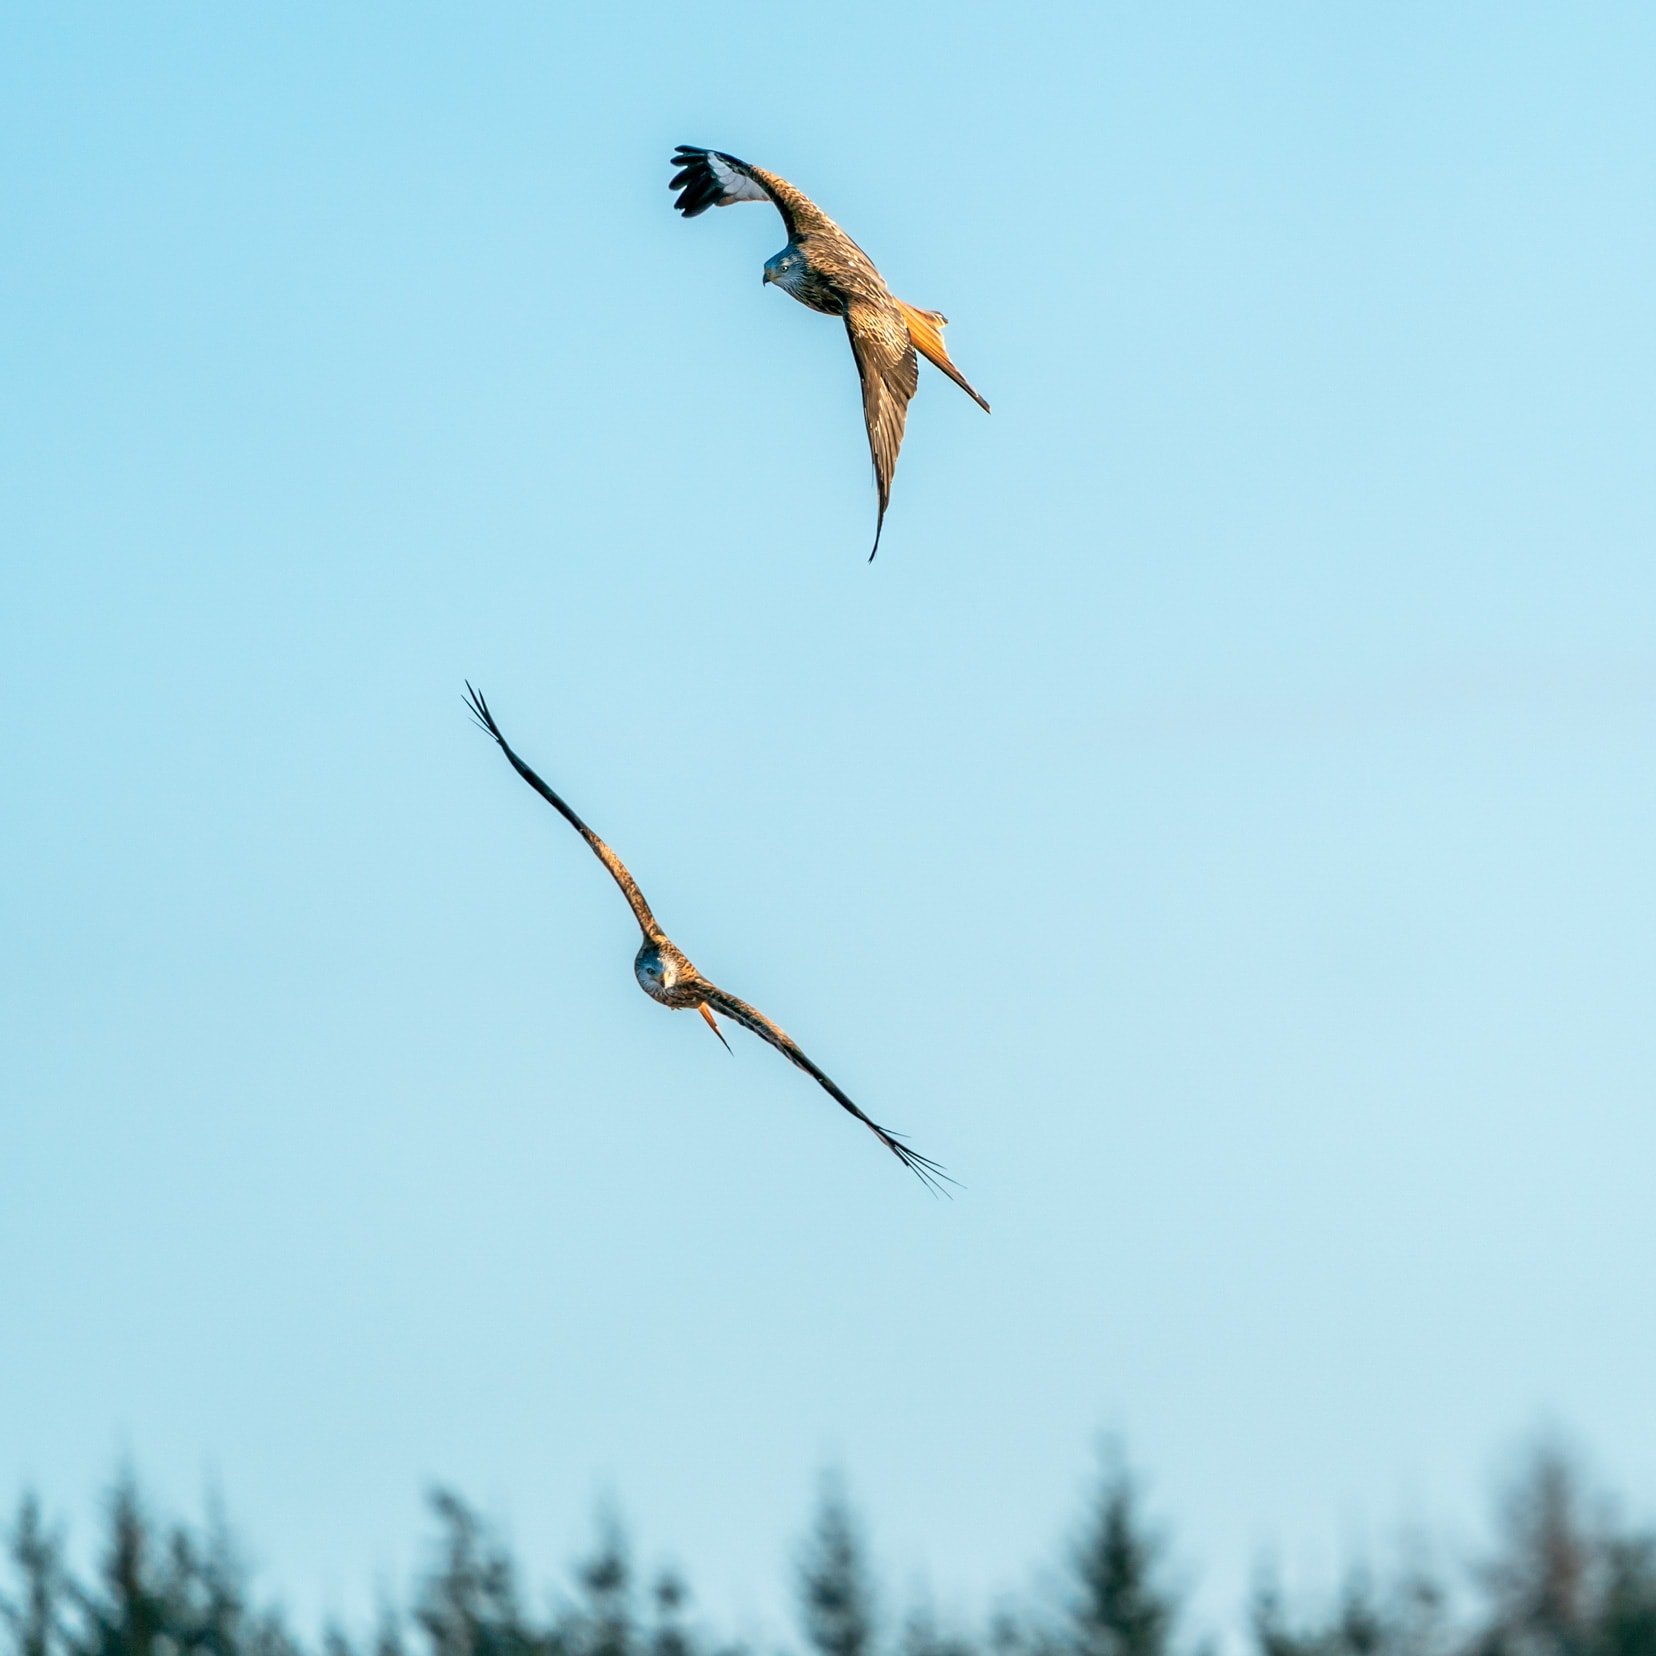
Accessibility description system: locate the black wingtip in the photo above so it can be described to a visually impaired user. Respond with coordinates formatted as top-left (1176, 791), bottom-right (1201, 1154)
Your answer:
top-left (463, 680), bottom-right (493, 736)
top-left (894, 1142), bottom-right (959, 1200)
top-left (872, 1120), bottom-right (958, 1198)
top-left (668, 145), bottom-right (723, 218)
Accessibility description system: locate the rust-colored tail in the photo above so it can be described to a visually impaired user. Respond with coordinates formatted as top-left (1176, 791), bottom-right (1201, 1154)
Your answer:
top-left (698, 1000), bottom-right (732, 1052)
top-left (894, 300), bottom-right (991, 413)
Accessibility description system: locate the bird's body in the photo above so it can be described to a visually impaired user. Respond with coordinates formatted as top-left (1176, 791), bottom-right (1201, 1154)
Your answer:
top-left (466, 685), bottom-right (951, 1193)
top-left (669, 145), bottom-right (989, 557)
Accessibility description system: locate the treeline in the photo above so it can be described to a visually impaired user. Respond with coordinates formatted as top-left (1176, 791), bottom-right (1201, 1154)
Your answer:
top-left (4, 1444), bottom-right (1654, 1656)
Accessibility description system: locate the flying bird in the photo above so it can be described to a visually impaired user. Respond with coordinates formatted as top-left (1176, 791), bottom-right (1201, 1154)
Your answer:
top-left (465, 684), bottom-right (951, 1193)
top-left (669, 144), bottom-right (990, 559)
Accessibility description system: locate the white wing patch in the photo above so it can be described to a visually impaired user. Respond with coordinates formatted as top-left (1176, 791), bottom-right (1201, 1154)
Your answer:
top-left (707, 152), bottom-right (771, 206)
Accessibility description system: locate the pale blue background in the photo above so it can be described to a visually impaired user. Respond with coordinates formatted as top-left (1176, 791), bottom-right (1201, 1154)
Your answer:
top-left (3, 1), bottom-right (1655, 1643)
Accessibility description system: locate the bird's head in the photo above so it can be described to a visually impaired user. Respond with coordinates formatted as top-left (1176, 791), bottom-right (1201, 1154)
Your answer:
top-left (763, 247), bottom-right (805, 295)
top-left (634, 941), bottom-right (680, 996)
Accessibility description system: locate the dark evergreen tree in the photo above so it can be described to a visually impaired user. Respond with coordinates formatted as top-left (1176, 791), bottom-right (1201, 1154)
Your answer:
top-left (412, 1491), bottom-right (551, 1656)
top-left (1475, 1442), bottom-right (1656, 1656)
top-left (73, 1475), bottom-right (171, 1656)
top-left (1478, 1443), bottom-right (1599, 1656)
top-left (647, 1571), bottom-right (690, 1656)
top-left (1598, 1538), bottom-right (1656, 1656)
top-left (797, 1480), bottom-right (874, 1656)
top-left (571, 1514), bottom-right (632, 1656)
top-left (3, 1497), bottom-right (66, 1656)
top-left (1065, 1451), bottom-right (1174, 1656)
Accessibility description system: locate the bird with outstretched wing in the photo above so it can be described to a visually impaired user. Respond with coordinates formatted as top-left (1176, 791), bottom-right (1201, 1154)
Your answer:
top-left (466, 685), bottom-right (952, 1193)
top-left (670, 145), bottom-right (990, 559)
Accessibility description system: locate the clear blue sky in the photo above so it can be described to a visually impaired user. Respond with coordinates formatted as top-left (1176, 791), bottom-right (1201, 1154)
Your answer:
top-left (4, 0), bottom-right (1655, 1644)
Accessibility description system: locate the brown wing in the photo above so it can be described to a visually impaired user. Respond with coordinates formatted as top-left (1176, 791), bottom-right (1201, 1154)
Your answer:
top-left (844, 297), bottom-right (919, 560)
top-left (699, 983), bottom-right (953, 1194)
top-left (669, 146), bottom-right (841, 245)
top-left (465, 684), bottom-right (663, 941)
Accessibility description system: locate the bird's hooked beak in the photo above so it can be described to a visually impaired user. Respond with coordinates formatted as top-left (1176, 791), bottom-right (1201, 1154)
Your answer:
top-left (762, 267), bottom-right (777, 285)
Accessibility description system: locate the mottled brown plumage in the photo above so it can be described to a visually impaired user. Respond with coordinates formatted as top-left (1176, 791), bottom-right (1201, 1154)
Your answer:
top-left (669, 145), bottom-right (990, 558)
top-left (465, 684), bottom-right (951, 1193)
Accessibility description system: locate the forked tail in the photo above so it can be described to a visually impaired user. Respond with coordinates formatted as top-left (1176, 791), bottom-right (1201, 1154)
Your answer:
top-left (894, 300), bottom-right (991, 413)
